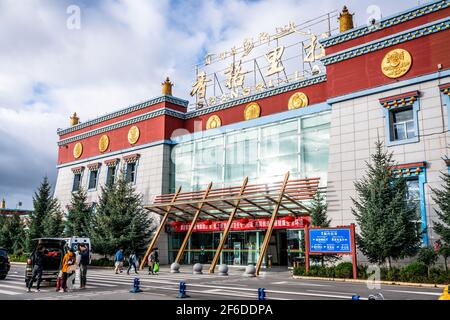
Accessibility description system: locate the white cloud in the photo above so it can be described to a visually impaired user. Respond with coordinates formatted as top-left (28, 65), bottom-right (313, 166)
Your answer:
top-left (0, 0), bottom-right (425, 208)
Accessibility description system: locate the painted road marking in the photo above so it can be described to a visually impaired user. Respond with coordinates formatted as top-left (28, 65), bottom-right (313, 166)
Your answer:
top-left (0, 289), bottom-right (21, 296)
top-left (386, 289), bottom-right (441, 296)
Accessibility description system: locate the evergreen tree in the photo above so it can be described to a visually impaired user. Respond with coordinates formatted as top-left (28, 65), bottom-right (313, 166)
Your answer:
top-left (430, 171), bottom-right (450, 272)
top-left (28, 177), bottom-right (62, 248)
top-left (352, 140), bottom-right (422, 269)
top-left (65, 187), bottom-right (92, 237)
top-left (90, 169), bottom-right (152, 257)
top-left (308, 192), bottom-right (339, 266)
top-left (0, 215), bottom-right (26, 255)
top-left (43, 205), bottom-right (65, 238)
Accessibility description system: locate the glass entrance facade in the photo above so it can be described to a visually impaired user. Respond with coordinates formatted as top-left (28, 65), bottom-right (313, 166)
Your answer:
top-left (171, 111), bottom-right (331, 192)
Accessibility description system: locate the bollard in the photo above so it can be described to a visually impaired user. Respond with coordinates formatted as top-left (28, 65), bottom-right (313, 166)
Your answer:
top-left (351, 295), bottom-right (360, 300)
top-left (130, 278), bottom-right (142, 293)
top-left (218, 264), bottom-right (228, 276)
top-left (439, 285), bottom-right (450, 300)
top-left (258, 288), bottom-right (266, 301)
top-left (177, 281), bottom-right (190, 299)
top-left (171, 262), bottom-right (180, 273)
top-left (193, 263), bottom-right (203, 275)
top-left (244, 265), bottom-right (256, 277)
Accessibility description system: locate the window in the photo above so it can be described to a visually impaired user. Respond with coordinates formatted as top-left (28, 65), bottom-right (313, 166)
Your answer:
top-left (381, 91), bottom-right (420, 146)
top-left (88, 170), bottom-right (98, 190)
top-left (391, 108), bottom-right (415, 141)
top-left (126, 163), bottom-right (137, 183)
top-left (106, 166), bottom-right (116, 186)
top-left (72, 173), bottom-right (82, 192)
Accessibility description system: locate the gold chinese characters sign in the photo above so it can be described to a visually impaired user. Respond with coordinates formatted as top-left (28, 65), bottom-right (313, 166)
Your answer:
top-left (128, 126), bottom-right (140, 145)
top-left (73, 142), bottom-right (83, 159)
top-left (206, 115), bottom-right (222, 130)
top-left (288, 92), bottom-right (309, 110)
top-left (244, 103), bottom-right (261, 121)
top-left (98, 135), bottom-right (110, 153)
top-left (381, 49), bottom-right (413, 79)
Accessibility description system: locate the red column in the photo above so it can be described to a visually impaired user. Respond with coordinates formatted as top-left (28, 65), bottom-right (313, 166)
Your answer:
top-left (304, 225), bottom-right (310, 273)
top-left (350, 223), bottom-right (357, 280)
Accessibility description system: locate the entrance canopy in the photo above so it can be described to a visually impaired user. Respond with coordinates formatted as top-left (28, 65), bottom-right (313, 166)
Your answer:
top-left (141, 172), bottom-right (322, 275)
top-left (145, 177), bottom-right (320, 221)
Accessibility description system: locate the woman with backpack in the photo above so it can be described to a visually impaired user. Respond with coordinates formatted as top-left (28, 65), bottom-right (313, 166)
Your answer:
top-left (59, 248), bottom-right (76, 293)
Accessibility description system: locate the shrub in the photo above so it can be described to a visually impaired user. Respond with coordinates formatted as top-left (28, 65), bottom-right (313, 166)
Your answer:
top-left (386, 267), bottom-right (401, 282)
top-left (8, 255), bottom-right (28, 263)
top-left (293, 266), bottom-right (306, 276)
top-left (334, 262), bottom-right (353, 279)
top-left (417, 247), bottom-right (439, 277)
top-left (400, 262), bottom-right (428, 283)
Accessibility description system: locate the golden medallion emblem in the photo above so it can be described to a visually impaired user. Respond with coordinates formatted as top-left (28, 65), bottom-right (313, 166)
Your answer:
top-left (73, 142), bottom-right (83, 159)
top-left (128, 126), bottom-right (140, 145)
top-left (381, 49), bottom-right (412, 79)
top-left (98, 134), bottom-right (110, 153)
top-left (288, 92), bottom-right (309, 110)
top-left (206, 115), bottom-right (222, 130)
top-left (244, 103), bottom-right (261, 121)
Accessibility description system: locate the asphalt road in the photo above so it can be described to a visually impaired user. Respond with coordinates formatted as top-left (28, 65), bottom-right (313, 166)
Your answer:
top-left (0, 264), bottom-right (443, 300)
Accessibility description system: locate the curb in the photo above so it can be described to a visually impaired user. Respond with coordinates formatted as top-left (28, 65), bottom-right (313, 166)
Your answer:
top-left (292, 275), bottom-right (446, 288)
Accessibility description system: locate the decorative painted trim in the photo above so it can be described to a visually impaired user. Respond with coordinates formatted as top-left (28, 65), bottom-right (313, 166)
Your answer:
top-left (184, 74), bottom-right (327, 119)
top-left (104, 159), bottom-right (120, 167)
top-left (57, 139), bottom-right (173, 169)
top-left (328, 69), bottom-right (450, 105)
top-left (57, 95), bottom-right (188, 136)
top-left (379, 91), bottom-right (420, 109)
top-left (123, 154), bottom-right (140, 164)
top-left (71, 166), bottom-right (85, 174)
top-left (57, 108), bottom-right (185, 146)
top-left (391, 162), bottom-right (428, 245)
top-left (320, 0), bottom-right (450, 48)
top-left (87, 163), bottom-right (101, 171)
top-left (439, 83), bottom-right (450, 94)
top-left (321, 17), bottom-right (450, 66)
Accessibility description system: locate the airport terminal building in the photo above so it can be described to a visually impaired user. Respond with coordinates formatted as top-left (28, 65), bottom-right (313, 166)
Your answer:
top-left (54, 1), bottom-right (450, 268)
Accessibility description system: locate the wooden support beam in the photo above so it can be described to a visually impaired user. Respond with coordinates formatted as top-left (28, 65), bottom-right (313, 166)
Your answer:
top-left (243, 198), bottom-right (273, 215)
top-left (174, 182), bottom-right (213, 264)
top-left (282, 194), bottom-right (311, 213)
top-left (140, 186), bottom-right (181, 270)
top-left (222, 200), bottom-right (256, 219)
top-left (186, 203), bottom-right (221, 220)
top-left (209, 177), bottom-right (248, 274)
top-left (255, 172), bottom-right (290, 276)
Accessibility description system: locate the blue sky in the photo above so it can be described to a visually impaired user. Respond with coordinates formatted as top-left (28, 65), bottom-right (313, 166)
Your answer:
top-left (0, 0), bottom-right (431, 209)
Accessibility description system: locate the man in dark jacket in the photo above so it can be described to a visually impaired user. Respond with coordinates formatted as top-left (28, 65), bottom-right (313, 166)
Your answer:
top-left (27, 244), bottom-right (47, 293)
top-left (78, 245), bottom-right (90, 289)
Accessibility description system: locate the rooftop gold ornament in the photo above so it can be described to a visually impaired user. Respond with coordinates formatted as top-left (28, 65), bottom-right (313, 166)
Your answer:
top-left (206, 115), bottom-right (222, 130)
top-left (162, 77), bottom-right (173, 96)
top-left (73, 142), bottom-right (83, 159)
top-left (1, 197), bottom-right (5, 209)
top-left (98, 134), bottom-right (110, 153)
top-left (339, 6), bottom-right (354, 33)
top-left (70, 112), bottom-right (80, 126)
top-left (288, 92), bottom-right (309, 110)
top-left (244, 103), bottom-right (261, 121)
top-left (381, 49), bottom-right (413, 79)
top-left (128, 126), bottom-right (140, 145)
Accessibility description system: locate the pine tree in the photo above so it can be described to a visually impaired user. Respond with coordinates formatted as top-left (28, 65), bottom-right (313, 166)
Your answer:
top-left (0, 215), bottom-right (26, 255)
top-left (308, 192), bottom-right (339, 266)
top-left (28, 177), bottom-right (62, 248)
top-left (430, 171), bottom-right (450, 272)
top-left (65, 187), bottom-right (92, 237)
top-left (90, 169), bottom-right (152, 257)
top-left (352, 140), bottom-right (422, 269)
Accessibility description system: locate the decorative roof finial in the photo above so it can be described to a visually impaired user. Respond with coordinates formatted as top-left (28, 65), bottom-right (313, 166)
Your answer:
top-left (339, 6), bottom-right (354, 33)
top-left (70, 112), bottom-right (80, 126)
top-left (162, 77), bottom-right (173, 96)
top-left (1, 196), bottom-right (5, 209)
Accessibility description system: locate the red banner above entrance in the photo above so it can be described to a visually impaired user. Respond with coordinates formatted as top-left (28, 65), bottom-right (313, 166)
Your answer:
top-left (173, 216), bottom-right (310, 233)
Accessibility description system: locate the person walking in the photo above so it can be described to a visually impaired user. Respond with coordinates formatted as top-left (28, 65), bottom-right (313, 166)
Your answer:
top-left (27, 244), bottom-right (47, 293)
top-left (79, 245), bottom-right (90, 289)
top-left (60, 249), bottom-right (76, 293)
top-left (127, 251), bottom-right (139, 275)
top-left (148, 248), bottom-right (159, 275)
top-left (114, 248), bottom-right (124, 274)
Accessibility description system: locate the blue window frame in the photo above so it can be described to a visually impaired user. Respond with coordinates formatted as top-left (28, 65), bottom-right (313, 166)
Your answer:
top-left (439, 85), bottom-right (450, 130)
top-left (392, 163), bottom-right (428, 246)
top-left (381, 93), bottom-right (420, 146)
top-left (88, 170), bottom-right (99, 190)
top-left (72, 173), bottom-right (82, 192)
top-left (125, 162), bottom-right (138, 184)
top-left (106, 166), bottom-right (117, 186)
